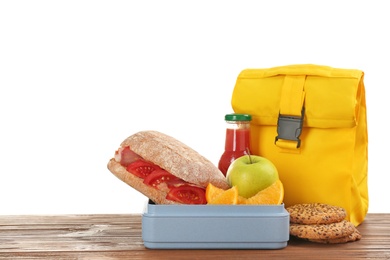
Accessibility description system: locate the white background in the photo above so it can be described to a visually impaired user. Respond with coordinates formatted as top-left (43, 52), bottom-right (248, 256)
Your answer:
top-left (1, 1), bottom-right (389, 215)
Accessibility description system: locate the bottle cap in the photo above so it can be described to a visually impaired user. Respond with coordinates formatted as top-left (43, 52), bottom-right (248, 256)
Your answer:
top-left (225, 114), bottom-right (252, 121)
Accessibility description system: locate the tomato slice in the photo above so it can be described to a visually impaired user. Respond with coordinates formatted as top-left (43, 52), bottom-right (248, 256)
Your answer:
top-left (126, 159), bottom-right (162, 179)
top-left (143, 170), bottom-right (181, 189)
top-left (118, 146), bottom-right (142, 167)
top-left (166, 185), bottom-right (207, 204)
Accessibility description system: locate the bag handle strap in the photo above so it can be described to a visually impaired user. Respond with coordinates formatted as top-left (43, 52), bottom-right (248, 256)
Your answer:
top-left (275, 75), bottom-right (306, 149)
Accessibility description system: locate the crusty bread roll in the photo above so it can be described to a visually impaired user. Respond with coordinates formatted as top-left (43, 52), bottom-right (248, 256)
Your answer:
top-left (107, 130), bottom-right (229, 204)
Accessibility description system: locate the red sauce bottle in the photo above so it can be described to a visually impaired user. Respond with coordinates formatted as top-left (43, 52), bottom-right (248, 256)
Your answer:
top-left (218, 114), bottom-right (252, 176)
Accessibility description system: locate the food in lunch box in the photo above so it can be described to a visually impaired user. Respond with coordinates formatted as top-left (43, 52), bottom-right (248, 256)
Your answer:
top-left (244, 179), bottom-right (284, 205)
top-left (226, 155), bottom-right (279, 198)
top-left (206, 184), bottom-right (240, 205)
top-left (287, 203), bottom-right (362, 244)
top-left (206, 180), bottom-right (284, 205)
top-left (107, 130), bottom-right (229, 205)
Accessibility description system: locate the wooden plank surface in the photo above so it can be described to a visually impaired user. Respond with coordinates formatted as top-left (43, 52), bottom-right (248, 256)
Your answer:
top-left (0, 214), bottom-right (389, 259)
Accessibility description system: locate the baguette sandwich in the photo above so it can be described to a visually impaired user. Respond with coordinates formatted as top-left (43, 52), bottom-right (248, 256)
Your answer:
top-left (107, 130), bottom-right (229, 204)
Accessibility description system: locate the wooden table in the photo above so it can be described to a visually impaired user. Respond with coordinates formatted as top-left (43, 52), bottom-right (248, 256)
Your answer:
top-left (0, 214), bottom-right (389, 259)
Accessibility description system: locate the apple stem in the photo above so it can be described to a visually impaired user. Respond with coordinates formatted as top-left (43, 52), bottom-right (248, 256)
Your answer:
top-left (246, 148), bottom-right (253, 164)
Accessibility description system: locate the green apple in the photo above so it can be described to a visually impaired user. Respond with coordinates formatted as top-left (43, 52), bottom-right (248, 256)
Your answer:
top-left (226, 155), bottom-right (279, 198)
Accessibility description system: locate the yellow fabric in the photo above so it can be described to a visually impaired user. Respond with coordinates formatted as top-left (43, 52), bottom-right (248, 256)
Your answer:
top-left (231, 64), bottom-right (368, 226)
top-left (279, 75), bottom-right (306, 116)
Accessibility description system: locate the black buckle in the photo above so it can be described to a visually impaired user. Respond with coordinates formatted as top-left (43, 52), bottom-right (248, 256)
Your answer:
top-left (275, 108), bottom-right (305, 148)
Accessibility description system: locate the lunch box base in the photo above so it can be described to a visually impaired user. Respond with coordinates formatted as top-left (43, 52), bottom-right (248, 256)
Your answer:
top-left (142, 201), bottom-right (290, 249)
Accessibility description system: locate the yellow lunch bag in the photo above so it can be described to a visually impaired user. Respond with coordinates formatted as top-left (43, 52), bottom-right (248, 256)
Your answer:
top-left (231, 64), bottom-right (368, 226)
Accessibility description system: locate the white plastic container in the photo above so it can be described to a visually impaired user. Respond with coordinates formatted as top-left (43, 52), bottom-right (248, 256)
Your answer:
top-left (142, 201), bottom-right (290, 249)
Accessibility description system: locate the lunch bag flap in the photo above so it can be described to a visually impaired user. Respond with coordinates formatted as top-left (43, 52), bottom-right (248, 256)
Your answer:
top-left (232, 64), bottom-right (363, 128)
